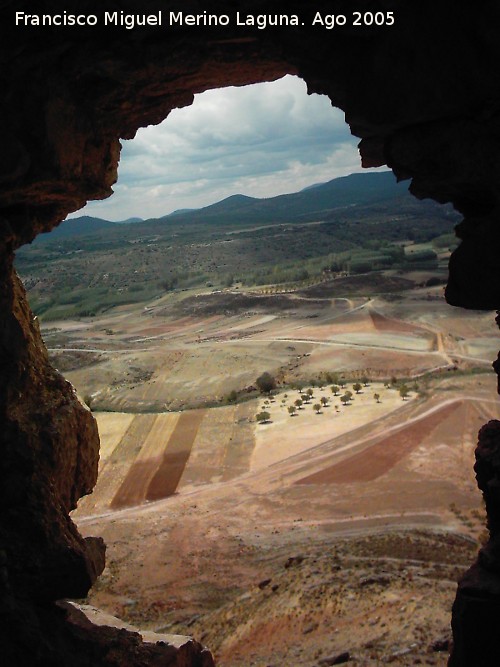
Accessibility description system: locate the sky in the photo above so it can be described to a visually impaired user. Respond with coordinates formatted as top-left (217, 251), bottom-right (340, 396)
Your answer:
top-left (71, 75), bottom-right (380, 221)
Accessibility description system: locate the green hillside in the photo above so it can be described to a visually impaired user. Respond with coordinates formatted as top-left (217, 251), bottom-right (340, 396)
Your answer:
top-left (15, 171), bottom-right (459, 320)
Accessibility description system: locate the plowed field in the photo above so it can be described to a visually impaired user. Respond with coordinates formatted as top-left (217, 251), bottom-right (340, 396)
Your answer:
top-left (297, 400), bottom-right (463, 484)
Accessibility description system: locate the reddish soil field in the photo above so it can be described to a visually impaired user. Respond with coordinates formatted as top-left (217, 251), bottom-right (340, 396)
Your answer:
top-left (146, 410), bottom-right (206, 501)
top-left (111, 459), bottom-right (162, 509)
top-left (297, 400), bottom-right (463, 484)
top-left (93, 415), bottom-right (157, 510)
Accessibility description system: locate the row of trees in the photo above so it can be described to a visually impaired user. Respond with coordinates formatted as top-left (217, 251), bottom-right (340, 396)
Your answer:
top-left (256, 370), bottom-right (412, 400)
top-left (256, 371), bottom-right (374, 396)
top-left (255, 374), bottom-right (413, 424)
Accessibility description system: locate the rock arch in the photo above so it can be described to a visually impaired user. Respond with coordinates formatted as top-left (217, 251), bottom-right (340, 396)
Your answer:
top-left (2, 1), bottom-right (500, 663)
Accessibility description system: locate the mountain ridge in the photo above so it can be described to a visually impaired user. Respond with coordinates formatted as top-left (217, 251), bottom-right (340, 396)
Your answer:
top-left (49, 171), bottom-right (414, 241)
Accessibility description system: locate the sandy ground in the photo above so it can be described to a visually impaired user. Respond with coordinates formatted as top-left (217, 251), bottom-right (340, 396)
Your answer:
top-left (48, 286), bottom-right (500, 665)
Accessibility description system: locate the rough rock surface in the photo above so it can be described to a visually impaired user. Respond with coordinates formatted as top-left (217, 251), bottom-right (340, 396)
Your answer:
top-left (450, 403), bottom-right (500, 666)
top-left (1, 0), bottom-right (500, 664)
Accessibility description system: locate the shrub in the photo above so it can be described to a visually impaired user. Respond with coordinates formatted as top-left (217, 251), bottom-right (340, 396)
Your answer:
top-left (256, 372), bottom-right (276, 394)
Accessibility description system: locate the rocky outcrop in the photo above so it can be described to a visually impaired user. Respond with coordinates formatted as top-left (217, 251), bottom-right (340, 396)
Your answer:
top-left (449, 313), bottom-right (500, 665)
top-left (2, 0), bottom-right (500, 664)
top-left (449, 394), bottom-right (500, 665)
top-left (2, 598), bottom-right (215, 666)
top-left (0, 248), bottom-right (213, 660)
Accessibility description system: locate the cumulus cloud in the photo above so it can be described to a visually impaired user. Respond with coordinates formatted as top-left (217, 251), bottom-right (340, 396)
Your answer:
top-left (72, 75), bottom-right (373, 221)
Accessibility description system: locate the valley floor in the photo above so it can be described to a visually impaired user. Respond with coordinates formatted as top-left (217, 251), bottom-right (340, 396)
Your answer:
top-left (57, 280), bottom-right (499, 665)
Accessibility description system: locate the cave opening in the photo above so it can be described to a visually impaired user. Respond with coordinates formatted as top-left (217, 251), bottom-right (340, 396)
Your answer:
top-left (17, 78), bottom-right (492, 666)
top-left (4, 6), bottom-right (500, 664)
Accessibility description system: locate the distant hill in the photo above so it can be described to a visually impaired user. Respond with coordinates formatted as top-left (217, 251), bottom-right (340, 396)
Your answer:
top-left (120, 217), bottom-right (143, 224)
top-left (300, 182), bottom-right (325, 191)
top-left (34, 214), bottom-right (144, 242)
top-left (35, 216), bottom-right (118, 242)
top-left (36, 171), bottom-right (422, 242)
top-left (153, 171), bottom-right (411, 227)
top-left (193, 193), bottom-right (258, 214)
top-left (169, 208), bottom-right (197, 217)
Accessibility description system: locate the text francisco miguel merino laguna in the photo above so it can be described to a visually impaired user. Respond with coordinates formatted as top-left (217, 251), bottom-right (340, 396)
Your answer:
top-left (15, 10), bottom-right (338, 30)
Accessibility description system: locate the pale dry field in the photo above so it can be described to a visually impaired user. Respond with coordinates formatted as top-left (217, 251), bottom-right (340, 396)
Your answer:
top-left (251, 383), bottom-right (412, 470)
